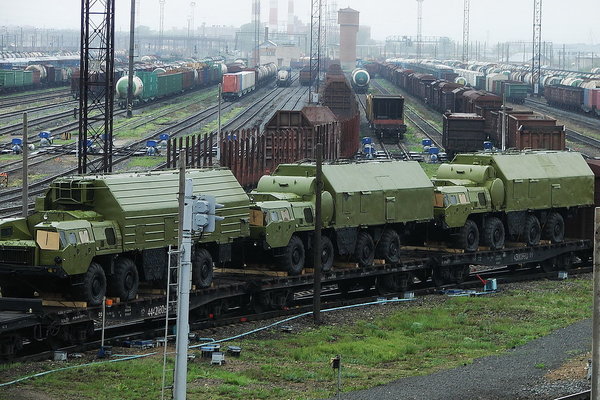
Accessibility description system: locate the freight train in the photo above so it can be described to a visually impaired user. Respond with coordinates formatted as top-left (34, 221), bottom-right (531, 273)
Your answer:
top-left (379, 61), bottom-right (566, 156)
top-left (365, 94), bottom-right (407, 144)
top-left (0, 151), bottom-right (592, 306)
top-left (221, 63), bottom-right (277, 101)
top-left (0, 65), bottom-right (75, 92)
top-left (114, 62), bottom-right (226, 107)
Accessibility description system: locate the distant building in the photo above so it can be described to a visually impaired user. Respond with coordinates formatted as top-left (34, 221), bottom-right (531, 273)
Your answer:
top-left (260, 41), bottom-right (302, 67)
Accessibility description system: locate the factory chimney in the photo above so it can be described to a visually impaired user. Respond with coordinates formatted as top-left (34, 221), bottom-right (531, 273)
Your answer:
top-left (269, 0), bottom-right (278, 32)
top-left (338, 7), bottom-right (359, 70)
top-left (287, 0), bottom-right (294, 34)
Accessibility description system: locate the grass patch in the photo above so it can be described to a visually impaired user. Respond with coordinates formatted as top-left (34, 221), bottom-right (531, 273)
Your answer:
top-left (8, 174), bottom-right (48, 187)
top-left (0, 154), bottom-right (20, 162)
top-left (6, 278), bottom-right (592, 400)
top-left (127, 156), bottom-right (166, 169)
top-left (420, 162), bottom-right (440, 178)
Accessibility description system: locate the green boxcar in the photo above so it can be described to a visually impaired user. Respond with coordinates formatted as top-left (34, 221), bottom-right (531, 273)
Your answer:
top-left (157, 72), bottom-right (183, 97)
top-left (0, 71), bottom-right (16, 88)
top-left (504, 82), bottom-right (529, 104)
top-left (137, 71), bottom-right (158, 100)
top-left (23, 70), bottom-right (33, 86)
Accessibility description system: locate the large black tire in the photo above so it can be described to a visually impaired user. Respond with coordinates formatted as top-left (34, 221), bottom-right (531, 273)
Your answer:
top-left (108, 257), bottom-right (139, 301)
top-left (483, 217), bottom-right (505, 250)
top-left (280, 235), bottom-right (305, 276)
top-left (320, 236), bottom-right (334, 273)
top-left (523, 214), bottom-right (541, 246)
top-left (376, 229), bottom-right (401, 264)
top-left (192, 248), bottom-right (214, 288)
top-left (455, 219), bottom-right (479, 252)
top-left (543, 212), bottom-right (564, 243)
top-left (77, 262), bottom-right (106, 306)
top-left (354, 231), bottom-right (374, 268)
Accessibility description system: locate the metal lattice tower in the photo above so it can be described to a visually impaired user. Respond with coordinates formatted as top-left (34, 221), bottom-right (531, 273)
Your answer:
top-left (253, 0), bottom-right (261, 66)
top-left (462, 0), bottom-right (470, 62)
top-left (308, 0), bottom-right (322, 104)
top-left (532, 0), bottom-right (542, 95)
top-left (78, 0), bottom-right (115, 174)
top-left (135, 0), bottom-right (141, 25)
top-left (321, 0), bottom-right (327, 62)
top-left (158, 0), bottom-right (166, 51)
top-left (328, 0), bottom-right (338, 54)
top-left (416, 0), bottom-right (424, 61)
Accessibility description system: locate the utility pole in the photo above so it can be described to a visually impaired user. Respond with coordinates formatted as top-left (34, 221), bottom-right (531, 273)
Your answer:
top-left (78, 0), bottom-right (115, 174)
top-left (190, 2), bottom-right (196, 55)
top-left (462, 0), bottom-right (470, 63)
top-left (592, 208), bottom-right (600, 399)
top-left (159, 0), bottom-right (166, 52)
top-left (22, 113), bottom-right (28, 217)
top-left (308, 0), bottom-right (322, 104)
top-left (416, 0), bottom-right (424, 61)
top-left (127, 0), bottom-right (136, 118)
top-left (313, 142), bottom-right (323, 322)
top-left (253, 0), bottom-right (261, 67)
top-left (532, 0), bottom-right (542, 95)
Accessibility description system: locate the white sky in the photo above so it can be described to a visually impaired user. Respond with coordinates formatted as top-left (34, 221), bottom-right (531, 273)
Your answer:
top-left (0, 0), bottom-right (597, 44)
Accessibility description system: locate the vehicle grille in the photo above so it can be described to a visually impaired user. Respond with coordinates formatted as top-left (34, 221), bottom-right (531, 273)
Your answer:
top-left (0, 246), bottom-right (35, 265)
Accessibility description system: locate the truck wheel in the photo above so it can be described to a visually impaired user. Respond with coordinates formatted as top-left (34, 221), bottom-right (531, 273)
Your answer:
top-left (543, 212), bottom-right (564, 243)
top-left (354, 231), bottom-right (374, 268)
top-left (78, 262), bottom-right (106, 306)
top-left (280, 236), bottom-right (305, 276)
top-left (376, 229), bottom-right (401, 263)
top-left (109, 257), bottom-right (139, 301)
top-left (320, 236), bottom-right (334, 273)
top-left (455, 219), bottom-right (479, 252)
top-left (523, 215), bottom-right (541, 246)
top-left (483, 217), bottom-right (505, 250)
top-left (192, 248), bottom-right (214, 289)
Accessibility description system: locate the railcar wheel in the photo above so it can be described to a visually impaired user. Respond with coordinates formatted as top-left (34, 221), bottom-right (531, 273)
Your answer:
top-left (109, 257), bottom-right (139, 301)
top-left (192, 248), bottom-right (214, 288)
top-left (483, 217), bottom-right (505, 250)
top-left (77, 262), bottom-right (106, 306)
top-left (376, 229), bottom-right (401, 264)
top-left (543, 212), bottom-right (564, 243)
top-left (376, 272), bottom-right (414, 294)
top-left (455, 219), bottom-right (479, 252)
top-left (523, 215), bottom-right (541, 246)
top-left (540, 257), bottom-right (558, 273)
top-left (280, 235), bottom-right (305, 276)
top-left (320, 236), bottom-right (334, 273)
top-left (432, 266), bottom-right (451, 287)
top-left (414, 268), bottom-right (431, 283)
top-left (354, 231), bottom-right (375, 268)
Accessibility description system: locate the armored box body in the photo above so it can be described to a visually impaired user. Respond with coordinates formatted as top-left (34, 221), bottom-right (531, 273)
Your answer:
top-left (451, 151), bottom-right (594, 212)
top-left (40, 169), bottom-right (250, 251)
top-left (271, 161), bottom-right (434, 227)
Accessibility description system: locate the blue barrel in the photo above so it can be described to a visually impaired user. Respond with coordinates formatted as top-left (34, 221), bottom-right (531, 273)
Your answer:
top-left (11, 138), bottom-right (22, 146)
top-left (429, 146), bottom-right (440, 155)
top-left (147, 140), bottom-right (157, 147)
top-left (159, 133), bottom-right (170, 141)
top-left (86, 139), bottom-right (94, 147)
top-left (39, 131), bottom-right (51, 139)
top-left (422, 139), bottom-right (432, 147)
top-left (483, 141), bottom-right (493, 150)
top-left (362, 144), bottom-right (375, 154)
top-left (361, 137), bottom-right (373, 145)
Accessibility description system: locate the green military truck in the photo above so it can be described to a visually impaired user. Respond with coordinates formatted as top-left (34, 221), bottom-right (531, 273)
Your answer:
top-left (432, 151), bottom-right (594, 251)
top-left (0, 169), bottom-right (250, 305)
top-left (249, 161), bottom-right (434, 274)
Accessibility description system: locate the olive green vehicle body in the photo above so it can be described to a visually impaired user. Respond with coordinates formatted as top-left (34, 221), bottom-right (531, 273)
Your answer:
top-left (250, 161), bottom-right (434, 251)
top-left (0, 169), bottom-right (250, 283)
top-left (432, 151), bottom-right (594, 229)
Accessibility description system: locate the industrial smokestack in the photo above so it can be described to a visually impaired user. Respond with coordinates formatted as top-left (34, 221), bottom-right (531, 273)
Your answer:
top-left (287, 0), bottom-right (294, 34)
top-left (265, 27), bottom-right (269, 42)
top-left (269, 0), bottom-right (278, 32)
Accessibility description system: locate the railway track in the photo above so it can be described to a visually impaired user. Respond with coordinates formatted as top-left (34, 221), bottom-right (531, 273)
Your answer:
top-left (0, 100), bottom-right (78, 121)
top-left (0, 90), bottom-right (71, 110)
top-left (0, 80), bottom-right (301, 217)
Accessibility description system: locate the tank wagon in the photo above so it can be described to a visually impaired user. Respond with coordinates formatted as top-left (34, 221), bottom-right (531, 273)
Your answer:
top-left (351, 68), bottom-right (370, 93)
top-left (0, 169), bottom-right (250, 306)
top-left (249, 162), bottom-right (434, 274)
top-left (431, 151), bottom-right (594, 251)
top-left (365, 94), bottom-right (407, 144)
top-left (276, 67), bottom-right (292, 87)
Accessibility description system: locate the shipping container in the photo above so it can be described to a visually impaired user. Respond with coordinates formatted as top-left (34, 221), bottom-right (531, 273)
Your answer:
top-left (221, 71), bottom-right (255, 100)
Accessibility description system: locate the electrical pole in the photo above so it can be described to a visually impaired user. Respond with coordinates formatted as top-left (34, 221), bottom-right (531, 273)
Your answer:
top-left (462, 0), bottom-right (470, 63)
top-left (416, 0), bottom-right (424, 61)
top-left (313, 142), bottom-right (323, 323)
top-left (22, 113), bottom-right (28, 217)
top-left (532, 0), bottom-right (542, 95)
top-left (127, 0), bottom-right (136, 118)
top-left (159, 0), bottom-right (166, 52)
top-left (78, 0), bottom-right (115, 174)
top-left (190, 2), bottom-right (196, 56)
top-left (592, 208), bottom-right (600, 399)
top-left (308, 0), bottom-right (322, 104)
top-left (253, 0), bottom-right (261, 67)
